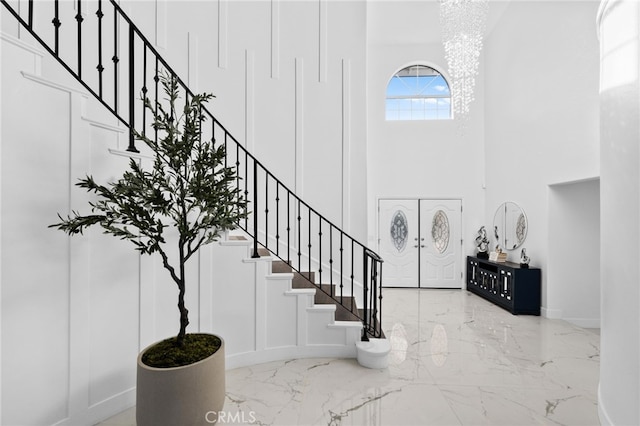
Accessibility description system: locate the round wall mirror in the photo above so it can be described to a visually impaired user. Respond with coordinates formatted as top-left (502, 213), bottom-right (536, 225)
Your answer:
top-left (493, 202), bottom-right (527, 250)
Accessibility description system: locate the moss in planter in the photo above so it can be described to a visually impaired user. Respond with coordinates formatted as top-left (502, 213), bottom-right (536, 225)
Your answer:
top-left (141, 333), bottom-right (221, 368)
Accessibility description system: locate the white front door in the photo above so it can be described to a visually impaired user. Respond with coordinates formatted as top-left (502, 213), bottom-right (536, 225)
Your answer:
top-left (378, 199), bottom-right (419, 287)
top-left (419, 199), bottom-right (462, 288)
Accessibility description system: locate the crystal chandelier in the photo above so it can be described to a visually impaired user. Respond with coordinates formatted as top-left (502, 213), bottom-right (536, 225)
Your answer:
top-left (439, 0), bottom-right (488, 121)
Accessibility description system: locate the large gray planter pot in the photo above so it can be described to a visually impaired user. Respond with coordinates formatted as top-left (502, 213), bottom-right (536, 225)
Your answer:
top-left (136, 335), bottom-right (226, 426)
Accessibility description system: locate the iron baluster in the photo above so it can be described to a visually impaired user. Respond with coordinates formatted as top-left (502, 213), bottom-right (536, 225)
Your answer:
top-left (275, 182), bottom-right (280, 256)
top-left (329, 225), bottom-right (333, 297)
top-left (76, 0), bottom-right (83, 79)
top-left (339, 231), bottom-right (344, 304)
top-left (236, 145), bottom-right (242, 227)
top-left (252, 160), bottom-right (259, 258)
top-left (297, 200), bottom-right (301, 272)
top-left (96, 0), bottom-right (103, 97)
top-left (224, 131), bottom-right (228, 168)
top-left (243, 151), bottom-right (248, 230)
top-left (264, 169), bottom-right (269, 250)
top-left (318, 217), bottom-right (322, 285)
top-left (141, 43), bottom-right (147, 137)
top-left (52, 0), bottom-right (60, 55)
top-left (127, 24), bottom-right (137, 152)
top-left (229, 135), bottom-right (235, 183)
top-left (350, 239), bottom-right (354, 312)
top-left (286, 191), bottom-right (291, 265)
top-left (112, 10), bottom-right (119, 115)
top-left (153, 57), bottom-right (159, 144)
top-left (28, 0), bottom-right (33, 28)
top-left (211, 119), bottom-right (215, 150)
top-left (378, 261), bottom-right (383, 337)
top-left (307, 206), bottom-right (311, 281)
top-left (371, 258), bottom-right (376, 333)
top-left (362, 251), bottom-right (369, 341)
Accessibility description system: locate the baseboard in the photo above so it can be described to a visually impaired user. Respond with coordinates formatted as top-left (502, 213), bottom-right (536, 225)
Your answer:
top-left (541, 306), bottom-right (563, 319)
top-left (541, 307), bottom-right (600, 328)
top-left (598, 383), bottom-right (613, 426)
top-left (225, 344), bottom-right (358, 370)
top-left (54, 388), bottom-right (136, 426)
top-left (564, 317), bottom-right (601, 329)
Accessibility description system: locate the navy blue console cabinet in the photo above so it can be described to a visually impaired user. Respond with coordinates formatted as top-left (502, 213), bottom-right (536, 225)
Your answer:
top-left (466, 256), bottom-right (541, 315)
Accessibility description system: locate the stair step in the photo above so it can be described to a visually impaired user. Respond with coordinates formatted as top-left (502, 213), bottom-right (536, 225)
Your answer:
top-left (272, 261), bottom-right (291, 273)
top-left (227, 235), bottom-right (248, 241)
top-left (271, 261), bottom-right (360, 322)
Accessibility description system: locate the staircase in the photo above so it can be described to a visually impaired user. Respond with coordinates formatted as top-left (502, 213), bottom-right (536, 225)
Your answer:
top-left (272, 261), bottom-right (362, 322)
top-left (1, 0), bottom-right (384, 347)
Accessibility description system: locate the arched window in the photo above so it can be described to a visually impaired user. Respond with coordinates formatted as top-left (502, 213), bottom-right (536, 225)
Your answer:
top-left (385, 65), bottom-right (451, 121)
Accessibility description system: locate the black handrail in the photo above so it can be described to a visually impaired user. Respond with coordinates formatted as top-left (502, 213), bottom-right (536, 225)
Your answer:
top-left (1, 0), bottom-right (384, 339)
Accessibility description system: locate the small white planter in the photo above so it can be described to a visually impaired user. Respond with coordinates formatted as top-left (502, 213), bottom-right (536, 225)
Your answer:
top-left (136, 335), bottom-right (226, 426)
top-left (355, 338), bottom-right (391, 369)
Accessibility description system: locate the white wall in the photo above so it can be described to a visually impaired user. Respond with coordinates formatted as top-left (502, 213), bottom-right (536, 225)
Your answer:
top-left (124, 0), bottom-right (369, 241)
top-left (1, 33), bottom-right (140, 425)
top-left (483, 1), bottom-right (600, 313)
top-left (597, 0), bottom-right (640, 424)
top-left (366, 0), bottom-right (602, 318)
top-left (366, 1), bottom-right (486, 261)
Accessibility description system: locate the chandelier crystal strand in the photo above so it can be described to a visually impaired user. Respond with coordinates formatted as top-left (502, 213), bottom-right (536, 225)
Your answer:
top-left (440, 0), bottom-right (488, 123)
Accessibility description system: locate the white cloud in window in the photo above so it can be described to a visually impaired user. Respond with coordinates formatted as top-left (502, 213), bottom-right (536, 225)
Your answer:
top-left (434, 85), bottom-right (447, 92)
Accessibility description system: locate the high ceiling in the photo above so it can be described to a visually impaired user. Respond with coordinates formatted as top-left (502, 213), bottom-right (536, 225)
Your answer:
top-left (366, 0), bottom-right (512, 46)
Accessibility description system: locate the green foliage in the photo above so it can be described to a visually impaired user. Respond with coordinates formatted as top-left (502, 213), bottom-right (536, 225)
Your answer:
top-left (50, 73), bottom-right (247, 347)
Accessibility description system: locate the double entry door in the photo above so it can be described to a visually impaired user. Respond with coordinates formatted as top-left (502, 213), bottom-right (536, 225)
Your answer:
top-left (379, 199), bottom-right (462, 288)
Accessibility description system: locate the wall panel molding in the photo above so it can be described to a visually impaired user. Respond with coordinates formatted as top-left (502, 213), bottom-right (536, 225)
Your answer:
top-left (21, 71), bottom-right (86, 95)
top-left (341, 59), bottom-right (351, 230)
top-left (155, 0), bottom-right (167, 49)
top-left (245, 49), bottom-right (255, 152)
top-left (83, 117), bottom-right (126, 134)
top-left (295, 57), bottom-right (304, 195)
top-left (68, 91), bottom-right (92, 421)
top-left (188, 32), bottom-right (199, 91)
top-left (271, 0), bottom-right (280, 79)
top-left (1, 32), bottom-right (44, 74)
top-left (318, 0), bottom-right (327, 83)
top-left (218, 0), bottom-right (228, 69)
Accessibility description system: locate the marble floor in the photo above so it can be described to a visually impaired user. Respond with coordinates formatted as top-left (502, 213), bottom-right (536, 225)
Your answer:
top-left (99, 288), bottom-right (601, 425)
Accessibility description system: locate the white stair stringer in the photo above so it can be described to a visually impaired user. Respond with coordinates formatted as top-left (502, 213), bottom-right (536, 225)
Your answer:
top-left (209, 233), bottom-right (364, 370)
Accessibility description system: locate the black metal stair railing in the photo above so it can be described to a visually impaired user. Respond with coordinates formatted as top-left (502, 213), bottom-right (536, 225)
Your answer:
top-left (1, 0), bottom-right (384, 339)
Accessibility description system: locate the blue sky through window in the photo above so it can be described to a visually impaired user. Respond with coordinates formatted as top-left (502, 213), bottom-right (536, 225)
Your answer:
top-left (386, 65), bottom-right (451, 121)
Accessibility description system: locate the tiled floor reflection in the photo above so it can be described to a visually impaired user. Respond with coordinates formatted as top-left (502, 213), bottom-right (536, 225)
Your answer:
top-left (98, 289), bottom-right (600, 425)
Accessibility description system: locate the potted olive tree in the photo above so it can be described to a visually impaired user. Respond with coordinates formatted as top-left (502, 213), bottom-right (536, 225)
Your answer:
top-left (50, 74), bottom-right (247, 425)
